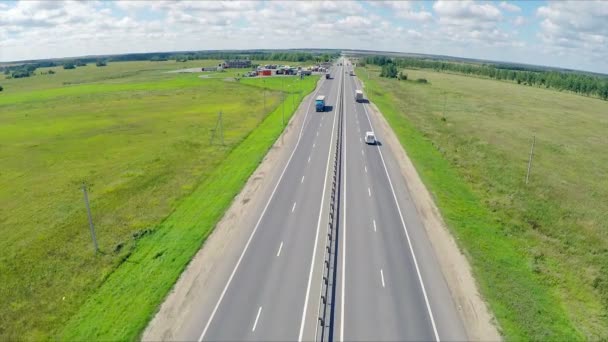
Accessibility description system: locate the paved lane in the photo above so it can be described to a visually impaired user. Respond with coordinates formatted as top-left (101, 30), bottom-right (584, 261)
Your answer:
top-left (333, 60), bottom-right (467, 341)
top-left (199, 65), bottom-right (344, 341)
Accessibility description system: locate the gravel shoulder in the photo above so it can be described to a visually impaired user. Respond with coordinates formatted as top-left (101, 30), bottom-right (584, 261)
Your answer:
top-left (366, 101), bottom-right (502, 341)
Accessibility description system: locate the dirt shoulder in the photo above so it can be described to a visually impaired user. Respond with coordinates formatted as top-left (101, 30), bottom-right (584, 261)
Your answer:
top-left (142, 78), bottom-right (323, 341)
top-left (367, 101), bottom-right (502, 341)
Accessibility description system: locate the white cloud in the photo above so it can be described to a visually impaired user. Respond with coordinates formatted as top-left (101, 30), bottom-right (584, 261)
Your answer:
top-left (0, 0), bottom-right (606, 74)
top-left (431, 0), bottom-right (514, 46)
top-left (536, 1), bottom-right (608, 63)
top-left (433, 0), bottom-right (502, 22)
top-left (513, 15), bottom-right (525, 26)
top-left (499, 2), bottom-right (521, 13)
top-left (375, 1), bottom-right (433, 22)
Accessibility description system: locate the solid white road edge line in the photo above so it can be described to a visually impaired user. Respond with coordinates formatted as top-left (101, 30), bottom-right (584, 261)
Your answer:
top-left (252, 306), bottom-right (262, 332)
top-left (198, 72), bottom-right (323, 342)
top-left (277, 242), bottom-right (283, 257)
top-left (360, 92), bottom-right (441, 342)
top-left (298, 65), bottom-right (341, 342)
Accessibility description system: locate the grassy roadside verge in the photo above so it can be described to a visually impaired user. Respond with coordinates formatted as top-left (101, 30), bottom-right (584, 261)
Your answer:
top-left (358, 69), bottom-right (581, 340)
top-left (60, 76), bottom-right (319, 340)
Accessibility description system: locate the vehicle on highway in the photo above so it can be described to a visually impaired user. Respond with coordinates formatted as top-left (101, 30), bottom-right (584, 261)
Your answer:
top-left (355, 89), bottom-right (364, 102)
top-left (325, 72), bottom-right (330, 79)
top-left (315, 95), bottom-right (326, 112)
top-left (365, 131), bottom-right (376, 145)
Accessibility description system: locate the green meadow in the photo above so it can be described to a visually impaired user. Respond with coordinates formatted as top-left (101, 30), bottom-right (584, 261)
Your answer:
top-left (0, 60), bottom-right (318, 340)
top-left (359, 66), bottom-right (608, 340)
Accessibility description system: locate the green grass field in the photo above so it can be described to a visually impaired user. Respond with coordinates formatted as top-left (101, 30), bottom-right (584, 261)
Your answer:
top-left (358, 66), bottom-right (608, 340)
top-left (0, 60), bottom-right (318, 340)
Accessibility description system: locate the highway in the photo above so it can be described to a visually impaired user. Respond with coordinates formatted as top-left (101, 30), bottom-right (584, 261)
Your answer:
top-left (173, 58), bottom-right (467, 341)
top-left (335, 63), bottom-right (467, 341)
top-left (197, 64), bottom-right (343, 341)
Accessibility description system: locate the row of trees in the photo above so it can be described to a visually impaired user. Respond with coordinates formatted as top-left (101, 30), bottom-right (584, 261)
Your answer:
top-left (380, 63), bottom-right (398, 78)
top-left (364, 56), bottom-right (608, 100)
top-left (167, 51), bottom-right (337, 63)
top-left (108, 51), bottom-right (336, 63)
top-left (1, 59), bottom-right (107, 78)
top-left (3, 64), bottom-right (37, 78)
top-left (2, 51), bottom-right (338, 80)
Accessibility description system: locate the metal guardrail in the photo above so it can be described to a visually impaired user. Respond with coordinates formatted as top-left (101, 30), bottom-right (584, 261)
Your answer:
top-left (315, 65), bottom-right (344, 342)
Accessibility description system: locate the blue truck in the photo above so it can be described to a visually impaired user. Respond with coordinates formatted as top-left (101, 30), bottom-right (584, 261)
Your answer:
top-left (315, 95), bottom-right (326, 112)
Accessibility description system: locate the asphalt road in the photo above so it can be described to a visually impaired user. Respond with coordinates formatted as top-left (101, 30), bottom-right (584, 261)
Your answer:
top-left (190, 58), bottom-right (467, 341)
top-left (334, 62), bottom-right (467, 341)
top-left (198, 65), bottom-right (343, 341)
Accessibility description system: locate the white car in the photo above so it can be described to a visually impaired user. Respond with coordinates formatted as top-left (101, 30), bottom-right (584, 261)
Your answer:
top-left (365, 131), bottom-right (376, 145)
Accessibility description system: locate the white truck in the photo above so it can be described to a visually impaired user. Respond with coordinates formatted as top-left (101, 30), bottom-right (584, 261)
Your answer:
top-left (355, 90), bottom-right (364, 102)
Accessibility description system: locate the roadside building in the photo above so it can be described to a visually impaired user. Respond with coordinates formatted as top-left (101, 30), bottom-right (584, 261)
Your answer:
top-left (223, 59), bottom-right (252, 68)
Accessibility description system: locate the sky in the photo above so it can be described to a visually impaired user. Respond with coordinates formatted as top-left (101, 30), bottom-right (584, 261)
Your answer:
top-left (0, 0), bottom-right (607, 74)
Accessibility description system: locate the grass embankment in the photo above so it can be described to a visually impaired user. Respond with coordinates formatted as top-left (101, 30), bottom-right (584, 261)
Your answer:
top-left (0, 60), bottom-right (318, 340)
top-left (358, 66), bottom-right (608, 340)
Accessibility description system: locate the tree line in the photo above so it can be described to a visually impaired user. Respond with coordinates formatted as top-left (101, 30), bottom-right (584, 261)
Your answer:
top-left (165, 51), bottom-right (336, 63)
top-left (1, 59), bottom-right (108, 79)
top-left (363, 56), bottom-right (608, 100)
top-left (1, 51), bottom-right (339, 80)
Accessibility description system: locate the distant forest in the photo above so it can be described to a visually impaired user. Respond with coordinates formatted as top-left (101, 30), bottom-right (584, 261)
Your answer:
top-left (362, 55), bottom-right (608, 101)
top-left (0, 50), bottom-right (339, 80)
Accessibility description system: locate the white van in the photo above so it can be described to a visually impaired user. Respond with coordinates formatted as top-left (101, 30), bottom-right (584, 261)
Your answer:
top-left (365, 131), bottom-right (376, 145)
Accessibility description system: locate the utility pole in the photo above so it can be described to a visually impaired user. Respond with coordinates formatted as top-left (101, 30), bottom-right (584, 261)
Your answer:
top-left (443, 93), bottom-right (447, 119)
top-left (526, 135), bottom-right (536, 185)
top-left (219, 110), bottom-right (224, 145)
top-left (210, 110), bottom-right (224, 145)
top-left (290, 84), bottom-right (294, 110)
top-left (82, 182), bottom-right (99, 253)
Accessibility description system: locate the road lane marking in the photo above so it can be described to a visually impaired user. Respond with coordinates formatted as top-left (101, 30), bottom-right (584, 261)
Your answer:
top-left (361, 149), bottom-right (364, 156)
top-left (360, 96), bottom-right (441, 342)
top-left (380, 269), bottom-right (385, 288)
top-left (198, 67), bottom-right (324, 342)
top-left (308, 156), bottom-right (311, 163)
top-left (301, 175), bottom-right (305, 183)
top-left (277, 242), bottom-right (283, 257)
top-left (299, 66), bottom-right (341, 342)
top-left (373, 219), bottom-right (377, 232)
top-left (252, 306), bottom-right (262, 332)
top-left (292, 202), bottom-right (297, 212)
top-left (313, 143), bottom-right (316, 148)
top-left (359, 137), bottom-right (362, 143)
top-left (368, 187), bottom-right (371, 197)
top-left (364, 165), bottom-right (367, 173)
top-left (317, 131), bottom-right (319, 136)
